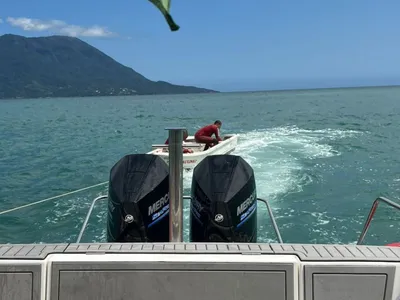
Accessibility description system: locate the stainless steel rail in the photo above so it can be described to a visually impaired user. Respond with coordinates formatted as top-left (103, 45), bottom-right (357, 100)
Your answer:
top-left (257, 198), bottom-right (283, 243)
top-left (165, 127), bottom-right (185, 243)
top-left (76, 195), bottom-right (283, 244)
top-left (357, 196), bottom-right (400, 245)
top-left (76, 195), bottom-right (108, 243)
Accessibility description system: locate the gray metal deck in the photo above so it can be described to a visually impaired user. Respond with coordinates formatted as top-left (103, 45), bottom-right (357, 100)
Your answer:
top-left (0, 242), bottom-right (399, 300)
top-left (1, 242), bottom-right (400, 261)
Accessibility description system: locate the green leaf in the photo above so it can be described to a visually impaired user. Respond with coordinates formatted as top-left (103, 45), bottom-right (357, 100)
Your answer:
top-left (148, 0), bottom-right (180, 31)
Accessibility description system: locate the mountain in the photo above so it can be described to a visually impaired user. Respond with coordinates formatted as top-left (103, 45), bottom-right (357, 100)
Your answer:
top-left (0, 34), bottom-right (217, 99)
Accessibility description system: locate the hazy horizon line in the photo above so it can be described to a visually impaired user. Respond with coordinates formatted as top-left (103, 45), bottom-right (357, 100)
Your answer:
top-left (219, 83), bottom-right (400, 94)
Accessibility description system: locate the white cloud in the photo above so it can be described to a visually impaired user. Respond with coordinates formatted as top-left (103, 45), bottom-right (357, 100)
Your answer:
top-left (6, 17), bottom-right (116, 38)
top-left (0, 18), bottom-right (3, 24)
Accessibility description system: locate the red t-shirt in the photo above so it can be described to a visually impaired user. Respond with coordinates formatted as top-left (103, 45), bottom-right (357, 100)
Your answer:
top-left (195, 125), bottom-right (222, 141)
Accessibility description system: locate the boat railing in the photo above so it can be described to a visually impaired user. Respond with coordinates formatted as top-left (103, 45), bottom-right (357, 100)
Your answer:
top-left (357, 196), bottom-right (400, 245)
top-left (151, 143), bottom-right (203, 149)
top-left (76, 195), bottom-right (108, 244)
top-left (75, 195), bottom-right (284, 244)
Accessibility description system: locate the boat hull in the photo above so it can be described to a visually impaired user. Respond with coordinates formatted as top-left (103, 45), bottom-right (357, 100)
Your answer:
top-left (148, 134), bottom-right (238, 170)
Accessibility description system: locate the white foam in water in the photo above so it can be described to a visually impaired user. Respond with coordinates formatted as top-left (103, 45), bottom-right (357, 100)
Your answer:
top-left (235, 126), bottom-right (340, 199)
top-left (184, 125), bottom-right (359, 200)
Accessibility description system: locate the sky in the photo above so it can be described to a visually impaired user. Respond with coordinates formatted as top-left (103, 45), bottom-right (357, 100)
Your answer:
top-left (1, 0), bottom-right (400, 92)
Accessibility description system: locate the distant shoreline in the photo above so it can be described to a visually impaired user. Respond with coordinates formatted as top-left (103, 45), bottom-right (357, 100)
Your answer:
top-left (0, 90), bottom-right (219, 101)
top-left (1, 84), bottom-right (399, 101)
top-left (220, 84), bottom-right (400, 94)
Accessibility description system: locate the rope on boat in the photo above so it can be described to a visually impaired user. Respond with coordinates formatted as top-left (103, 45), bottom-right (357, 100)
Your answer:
top-left (0, 181), bottom-right (108, 216)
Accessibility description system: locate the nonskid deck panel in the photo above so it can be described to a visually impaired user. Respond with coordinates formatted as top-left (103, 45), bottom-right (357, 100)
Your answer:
top-left (0, 242), bottom-right (399, 300)
top-left (0, 242), bottom-right (399, 261)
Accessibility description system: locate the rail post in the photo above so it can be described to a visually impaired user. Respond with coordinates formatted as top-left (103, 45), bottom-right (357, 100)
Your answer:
top-left (357, 197), bottom-right (400, 245)
top-left (165, 127), bottom-right (185, 242)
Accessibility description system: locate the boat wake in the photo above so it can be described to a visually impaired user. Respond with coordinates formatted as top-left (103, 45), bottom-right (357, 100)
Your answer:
top-left (184, 125), bottom-right (360, 200)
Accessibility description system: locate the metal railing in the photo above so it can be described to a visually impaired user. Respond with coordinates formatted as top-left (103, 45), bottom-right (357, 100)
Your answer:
top-left (76, 194), bottom-right (283, 244)
top-left (357, 196), bottom-right (400, 245)
top-left (76, 195), bottom-right (108, 243)
top-left (257, 198), bottom-right (283, 243)
top-left (4, 190), bottom-right (398, 246)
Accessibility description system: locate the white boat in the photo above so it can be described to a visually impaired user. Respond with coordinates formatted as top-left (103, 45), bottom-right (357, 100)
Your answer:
top-left (147, 134), bottom-right (238, 170)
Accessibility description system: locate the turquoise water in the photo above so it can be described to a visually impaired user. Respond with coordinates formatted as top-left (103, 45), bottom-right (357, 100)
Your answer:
top-left (1, 87), bottom-right (400, 245)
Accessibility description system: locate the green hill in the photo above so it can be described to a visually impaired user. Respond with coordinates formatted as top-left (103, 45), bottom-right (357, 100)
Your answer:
top-left (0, 34), bottom-right (217, 99)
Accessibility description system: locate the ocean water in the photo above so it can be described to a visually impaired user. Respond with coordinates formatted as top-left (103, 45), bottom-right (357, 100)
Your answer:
top-left (0, 86), bottom-right (399, 246)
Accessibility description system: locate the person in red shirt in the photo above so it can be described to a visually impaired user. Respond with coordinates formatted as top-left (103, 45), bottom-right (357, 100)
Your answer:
top-left (194, 120), bottom-right (222, 150)
top-left (164, 129), bottom-right (193, 153)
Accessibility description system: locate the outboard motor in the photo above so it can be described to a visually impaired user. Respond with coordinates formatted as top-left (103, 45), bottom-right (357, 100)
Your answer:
top-left (190, 155), bottom-right (257, 242)
top-left (107, 154), bottom-right (170, 242)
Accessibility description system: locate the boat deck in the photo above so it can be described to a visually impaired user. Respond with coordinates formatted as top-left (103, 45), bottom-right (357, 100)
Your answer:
top-left (0, 242), bottom-right (399, 300)
top-left (150, 135), bottom-right (236, 153)
top-left (1, 195), bottom-right (399, 300)
top-left (1, 126), bottom-right (399, 300)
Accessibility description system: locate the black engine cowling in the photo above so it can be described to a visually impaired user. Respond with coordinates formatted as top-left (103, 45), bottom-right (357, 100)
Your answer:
top-left (107, 154), bottom-right (170, 242)
top-left (190, 154), bottom-right (257, 242)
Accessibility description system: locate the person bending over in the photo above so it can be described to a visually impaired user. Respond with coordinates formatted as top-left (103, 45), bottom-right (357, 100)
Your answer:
top-left (164, 129), bottom-right (193, 153)
top-left (194, 120), bottom-right (222, 151)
